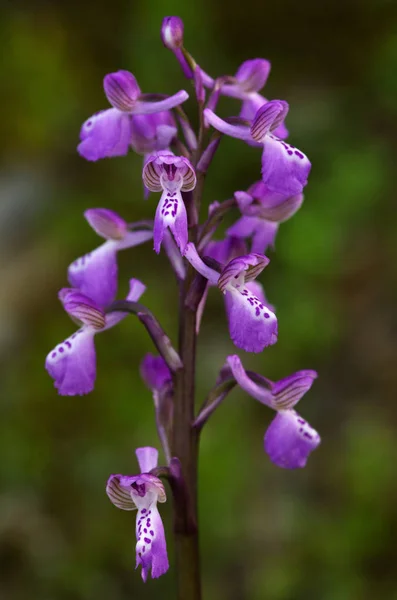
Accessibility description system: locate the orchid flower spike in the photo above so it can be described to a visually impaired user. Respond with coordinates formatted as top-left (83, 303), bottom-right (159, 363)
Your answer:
top-left (106, 447), bottom-right (169, 581)
top-left (142, 151), bottom-right (196, 254)
top-left (68, 208), bottom-right (152, 307)
top-left (45, 279), bottom-right (145, 396)
top-left (227, 181), bottom-right (304, 254)
top-left (227, 355), bottom-right (320, 468)
top-left (204, 99), bottom-right (311, 197)
top-left (184, 243), bottom-right (277, 352)
top-left (78, 70), bottom-right (188, 161)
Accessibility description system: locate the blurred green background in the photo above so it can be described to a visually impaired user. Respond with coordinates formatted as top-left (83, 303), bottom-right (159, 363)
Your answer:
top-left (1, 0), bottom-right (397, 598)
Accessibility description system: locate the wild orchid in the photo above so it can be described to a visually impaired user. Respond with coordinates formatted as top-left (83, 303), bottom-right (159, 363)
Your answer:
top-left (46, 16), bottom-right (319, 599)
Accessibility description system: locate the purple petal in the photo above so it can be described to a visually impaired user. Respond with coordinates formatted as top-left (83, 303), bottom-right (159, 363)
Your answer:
top-left (264, 410), bottom-right (320, 469)
top-left (204, 109), bottom-right (252, 141)
top-left (184, 243), bottom-right (220, 285)
top-left (261, 134), bottom-right (311, 196)
top-left (161, 16), bottom-right (184, 50)
top-left (133, 90), bottom-right (189, 115)
top-left (140, 354), bottom-right (172, 392)
top-left (225, 287), bottom-right (278, 353)
top-left (235, 59), bottom-right (271, 93)
top-left (205, 236), bottom-right (248, 267)
top-left (153, 190), bottom-right (188, 253)
top-left (130, 111), bottom-right (177, 155)
top-left (45, 328), bottom-right (96, 396)
top-left (103, 70), bottom-right (141, 112)
top-left (251, 100), bottom-right (289, 142)
top-left (251, 220), bottom-right (279, 253)
top-left (271, 370), bottom-right (318, 410)
top-left (59, 288), bottom-right (105, 329)
top-left (240, 95), bottom-right (289, 142)
top-left (68, 243), bottom-right (118, 308)
top-left (143, 151), bottom-right (196, 193)
top-left (136, 504), bottom-right (169, 581)
top-left (136, 447), bottom-right (159, 473)
top-left (245, 281), bottom-right (275, 313)
top-left (77, 109), bottom-right (132, 161)
top-left (84, 208), bottom-right (128, 240)
top-left (227, 354), bottom-right (276, 408)
top-left (106, 474), bottom-right (137, 510)
top-left (68, 234), bottom-right (151, 308)
top-left (227, 215), bottom-right (257, 239)
top-left (218, 253), bottom-right (269, 293)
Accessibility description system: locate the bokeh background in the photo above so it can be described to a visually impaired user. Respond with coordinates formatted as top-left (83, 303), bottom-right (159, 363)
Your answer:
top-left (2, 0), bottom-right (397, 598)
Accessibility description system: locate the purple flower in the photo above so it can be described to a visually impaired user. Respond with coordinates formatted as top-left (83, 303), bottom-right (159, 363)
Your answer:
top-left (106, 447), bottom-right (169, 581)
top-left (227, 181), bottom-right (304, 254)
top-left (204, 100), bottom-right (310, 197)
top-left (45, 279), bottom-right (145, 396)
top-left (140, 354), bottom-right (172, 393)
top-left (68, 208), bottom-right (152, 307)
top-left (227, 355), bottom-right (320, 468)
top-left (78, 70), bottom-right (188, 161)
top-left (184, 243), bottom-right (277, 353)
top-left (142, 151), bottom-right (196, 253)
top-left (130, 111), bottom-right (177, 155)
top-left (220, 59), bottom-right (271, 97)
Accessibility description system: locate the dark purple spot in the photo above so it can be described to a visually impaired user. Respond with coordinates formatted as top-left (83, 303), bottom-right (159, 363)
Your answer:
top-left (65, 341), bottom-right (71, 348)
top-left (144, 528), bottom-right (147, 533)
top-left (86, 120), bottom-right (92, 127)
top-left (150, 530), bottom-right (154, 536)
top-left (303, 432), bottom-right (313, 439)
top-left (297, 419), bottom-right (305, 424)
top-left (59, 347), bottom-right (64, 353)
top-left (294, 151), bottom-right (304, 159)
top-left (287, 150), bottom-right (293, 156)
top-left (51, 352), bottom-right (56, 358)
top-left (255, 307), bottom-right (260, 316)
top-left (141, 509), bottom-right (147, 514)
top-left (142, 546), bottom-right (145, 553)
top-left (264, 313), bottom-right (269, 319)
top-left (299, 428), bottom-right (303, 433)
top-left (144, 537), bottom-right (151, 544)
top-left (147, 511), bottom-right (151, 515)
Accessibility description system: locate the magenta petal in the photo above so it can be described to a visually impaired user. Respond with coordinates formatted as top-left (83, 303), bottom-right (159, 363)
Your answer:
top-left (136, 447), bottom-right (159, 473)
top-left (45, 329), bottom-right (96, 396)
top-left (140, 354), bottom-right (172, 392)
top-left (261, 134), bottom-right (311, 196)
top-left (264, 410), bottom-right (320, 469)
top-left (78, 109), bottom-right (132, 161)
top-left (130, 111), bottom-right (177, 154)
top-left (68, 243), bottom-right (118, 308)
top-left (136, 504), bottom-right (169, 581)
top-left (154, 191), bottom-right (188, 253)
top-left (203, 109), bottom-right (252, 141)
top-left (225, 287), bottom-right (278, 353)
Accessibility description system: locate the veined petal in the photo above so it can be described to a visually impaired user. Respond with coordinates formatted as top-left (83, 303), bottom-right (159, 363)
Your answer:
top-left (203, 109), bottom-right (252, 141)
top-left (84, 208), bottom-right (128, 240)
top-left (136, 447), bottom-right (159, 473)
top-left (261, 134), bottom-right (311, 196)
top-left (251, 100), bottom-right (289, 142)
top-left (184, 242), bottom-right (220, 285)
top-left (143, 151), bottom-right (196, 193)
top-left (218, 253), bottom-right (269, 293)
top-left (136, 503), bottom-right (169, 581)
top-left (264, 410), bottom-right (320, 469)
top-left (77, 109), bottom-right (131, 161)
top-left (154, 190), bottom-right (188, 253)
top-left (106, 474), bottom-right (137, 510)
top-left (103, 70), bottom-right (141, 112)
top-left (240, 95), bottom-right (289, 141)
top-left (68, 242), bottom-right (118, 308)
top-left (59, 288), bottom-right (105, 329)
top-left (271, 370), bottom-right (318, 410)
top-left (45, 328), bottom-right (96, 396)
top-left (225, 287), bottom-right (278, 353)
top-left (133, 90), bottom-right (189, 115)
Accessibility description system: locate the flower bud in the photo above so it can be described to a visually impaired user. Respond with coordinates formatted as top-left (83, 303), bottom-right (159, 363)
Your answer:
top-left (161, 16), bottom-right (184, 50)
top-left (84, 208), bottom-right (128, 240)
top-left (103, 70), bottom-right (141, 112)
